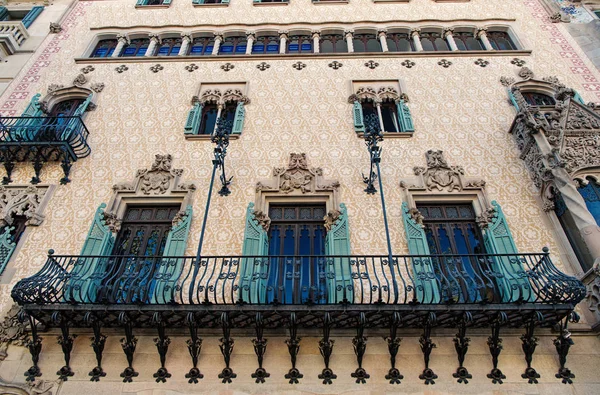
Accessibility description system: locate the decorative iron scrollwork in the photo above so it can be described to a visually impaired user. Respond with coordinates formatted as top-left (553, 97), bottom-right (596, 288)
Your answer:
top-left (385, 312), bottom-right (403, 384)
top-left (284, 313), bottom-right (303, 384)
top-left (452, 312), bottom-right (472, 384)
top-left (152, 312), bottom-right (172, 383)
top-left (18, 310), bottom-right (42, 382)
top-left (218, 312), bottom-right (236, 383)
top-left (418, 312), bottom-right (438, 385)
top-left (486, 312), bottom-right (507, 384)
top-left (351, 312), bottom-right (369, 384)
top-left (118, 312), bottom-right (139, 383)
top-left (251, 313), bottom-right (270, 383)
top-left (84, 312), bottom-right (106, 382)
top-left (521, 313), bottom-right (543, 384)
top-left (318, 312), bottom-right (336, 384)
top-left (185, 312), bottom-right (204, 383)
top-left (554, 311), bottom-right (579, 384)
top-left (52, 311), bottom-right (76, 381)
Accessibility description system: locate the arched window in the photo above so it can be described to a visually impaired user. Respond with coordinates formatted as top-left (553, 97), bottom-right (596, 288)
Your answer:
top-left (121, 38), bottom-right (150, 57)
top-left (252, 35), bottom-right (280, 54)
top-left (319, 34), bottom-right (347, 53)
top-left (487, 31), bottom-right (517, 50)
top-left (198, 102), bottom-right (219, 135)
top-left (287, 35), bottom-right (312, 53)
top-left (554, 192), bottom-right (595, 271)
top-left (578, 177), bottom-right (600, 224)
top-left (157, 37), bottom-right (182, 56)
top-left (386, 33), bottom-right (413, 52)
top-left (453, 32), bottom-right (483, 51)
top-left (189, 36), bottom-right (215, 56)
top-left (219, 36), bottom-right (247, 55)
top-left (353, 34), bottom-right (381, 52)
top-left (91, 39), bottom-right (118, 58)
top-left (48, 99), bottom-right (84, 117)
top-left (420, 32), bottom-right (449, 51)
top-left (521, 92), bottom-right (555, 106)
top-left (358, 99), bottom-right (405, 133)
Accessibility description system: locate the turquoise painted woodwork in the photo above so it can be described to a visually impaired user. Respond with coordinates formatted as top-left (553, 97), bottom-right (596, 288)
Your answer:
top-left (184, 102), bottom-right (203, 135)
top-left (0, 7), bottom-right (8, 21)
top-left (401, 202), bottom-right (440, 303)
top-left (239, 202), bottom-right (269, 303)
top-left (396, 100), bottom-right (414, 132)
top-left (324, 203), bottom-right (353, 303)
top-left (0, 227), bottom-right (17, 276)
top-left (573, 91), bottom-right (585, 105)
top-left (482, 201), bottom-right (533, 302)
top-left (163, 0), bottom-right (172, 4)
top-left (231, 102), bottom-right (245, 135)
top-left (508, 89), bottom-right (519, 111)
top-left (21, 6), bottom-right (43, 28)
top-left (14, 93), bottom-right (43, 140)
top-left (352, 100), bottom-right (365, 133)
top-left (65, 203), bottom-right (115, 303)
top-left (152, 205), bottom-right (193, 304)
top-left (194, 0), bottom-right (228, 3)
top-left (137, 0), bottom-right (171, 5)
top-left (63, 94), bottom-right (92, 139)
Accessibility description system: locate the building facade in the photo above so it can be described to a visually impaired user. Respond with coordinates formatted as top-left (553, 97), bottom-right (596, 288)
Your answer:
top-left (0, 0), bottom-right (599, 394)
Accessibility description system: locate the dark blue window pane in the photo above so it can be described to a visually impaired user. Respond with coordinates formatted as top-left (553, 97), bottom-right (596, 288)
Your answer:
top-left (136, 47), bottom-right (147, 56)
top-left (123, 48), bottom-right (136, 56)
top-left (301, 43), bottom-right (312, 51)
top-left (170, 46), bottom-right (180, 55)
top-left (267, 44), bottom-right (279, 52)
top-left (253, 44), bottom-right (265, 52)
top-left (94, 48), bottom-right (108, 57)
top-left (288, 44), bottom-right (299, 51)
top-left (190, 45), bottom-right (203, 54)
top-left (157, 47), bottom-right (169, 55)
top-left (235, 45), bottom-right (246, 53)
top-left (220, 45), bottom-right (233, 53)
top-left (204, 45), bottom-right (213, 53)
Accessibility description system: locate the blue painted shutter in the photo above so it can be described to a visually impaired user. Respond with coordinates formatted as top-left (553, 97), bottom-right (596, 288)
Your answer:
top-left (14, 93), bottom-right (44, 141)
top-left (352, 100), bottom-right (365, 133)
top-left (0, 7), bottom-right (8, 21)
top-left (573, 91), bottom-right (585, 105)
top-left (0, 227), bottom-right (17, 276)
top-left (65, 203), bottom-right (115, 303)
top-left (152, 205), bottom-right (192, 304)
top-left (508, 89), bottom-right (519, 111)
top-left (239, 202), bottom-right (269, 303)
top-left (401, 202), bottom-right (440, 303)
top-left (396, 99), bottom-right (414, 133)
top-left (184, 102), bottom-right (203, 135)
top-left (482, 201), bottom-right (533, 302)
top-left (324, 203), bottom-right (353, 303)
top-left (21, 6), bottom-right (44, 28)
top-left (231, 101), bottom-right (245, 135)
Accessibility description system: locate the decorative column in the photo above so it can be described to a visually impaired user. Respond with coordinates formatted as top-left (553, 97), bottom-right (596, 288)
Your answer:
top-left (179, 32), bottom-right (192, 56)
top-left (212, 33), bottom-right (223, 55)
top-left (312, 31), bottom-right (320, 54)
top-left (279, 31), bottom-right (288, 54)
top-left (477, 28), bottom-right (493, 50)
top-left (145, 34), bottom-right (160, 57)
top-left (112, 34), bottom-right (129, 58)
top-left (411, 28), bottom-right (423, 52)
top-left (345, 30), bottom-right (354, 53)
top-left (375, 101), bottom-right (385, 132)
top-left (444, 27), bottom-right (458, 51)
top-left (246, 32), bottom-right (255, 55)
top-left (378, 30), bottom-right (389, 52)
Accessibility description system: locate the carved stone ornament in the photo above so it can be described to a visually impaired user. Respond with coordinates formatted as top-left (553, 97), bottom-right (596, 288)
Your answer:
top-left (324, 209), bottom-right (341, 231)
top-left (0, 304), bottom-right (29, 361)
top-left (0, 185), bottom-right (48, 227)
top-left (349, 86), bottom-right (403, 104)
top-left (197, 89), bottom-right (250, 106)
top-left (252, 210), bottom-right (271, 232)
top-left (49, 22), bottom-right (62, 34)
top-left (73, 73), bottom-right (87, 87)
top-left (256, 153), bottom-right (340, 195)
top-left (518, 67), bottom-right (534, 80)
top-left (586, 264), bottom-right (600, 318)
top-left (46, 84), bottom-right (64, 95)
top-left (0, 377), bottom-right (55, 395)
top-left (500, 76), bottom-right (515, 87)
top-left (90, 82), bottom-right (105, 93)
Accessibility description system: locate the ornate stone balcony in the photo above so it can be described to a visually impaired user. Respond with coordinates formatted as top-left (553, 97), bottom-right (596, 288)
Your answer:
top-left (0, 21), bottom-right (28, 57)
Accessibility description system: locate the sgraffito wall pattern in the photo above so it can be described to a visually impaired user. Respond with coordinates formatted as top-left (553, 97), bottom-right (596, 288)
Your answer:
top-left (0, 0), bottom-right (598, 318)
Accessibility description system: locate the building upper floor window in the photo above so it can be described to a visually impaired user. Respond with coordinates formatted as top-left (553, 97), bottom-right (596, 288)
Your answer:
top-left (157, 37), bottom-right (182, 56)
top-left (91, 39), bottom-right (118, 58)
top-left (136, 0), bottom-right (172, 6)
top-left (320, 34), bottom-right (347, 53)
top-left (252, 35), bottom-right (280, 54)
top-left (349, 84), bottom-right (414, 135)
top-left (254, 0), bottom-right (289, 3)
top-left (122, 38), bottom-right (150, 56)
top-left (453, 31), bottom-right (483, 51)
top-left (287, 34), bottom-right (312, 53)
top-left (386, 33), bottom-right (413, 52)
top-left (420, 31), bottom-right (449, 51)
top-left (487, 31), bottom-right (516, 50)
top-left (219, 35), bottom-right (247, 55)
top-left (0, 6), bottom-right (43, 28)
top-left (353, 33), bottom-right (381, 52)
top-left (190, 36), bottom-right (214, 55)
top-left (522, 92), bottom-right (555, 106)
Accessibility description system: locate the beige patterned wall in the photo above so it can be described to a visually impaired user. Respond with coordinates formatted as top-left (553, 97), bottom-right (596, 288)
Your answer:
top-left (0, 0), bottom-right (598, 318)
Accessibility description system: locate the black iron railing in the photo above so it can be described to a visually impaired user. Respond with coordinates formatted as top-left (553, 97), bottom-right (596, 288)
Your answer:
top-left (0, 116), bottom-right (91, 158)
top-left (11, 250), bottom-right (586, 306)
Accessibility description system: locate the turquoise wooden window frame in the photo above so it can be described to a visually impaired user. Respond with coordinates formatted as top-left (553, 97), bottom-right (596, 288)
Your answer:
top-left (324, 203), bottom-right (353, 303)
top-left (352, 99), bottom-right (414, 133)
top-left (0, 226), bottom-right (17, 276)
top-left (184, 101), bottom-right (246, 135)
top-left (193, 0), bottom-right (229, 4)
top-left (136, 0), bottom-right (172, 5)
top-left (21, 6), bottom-right (44, 28)
top-left (13, 93), bottom-right (44, 140)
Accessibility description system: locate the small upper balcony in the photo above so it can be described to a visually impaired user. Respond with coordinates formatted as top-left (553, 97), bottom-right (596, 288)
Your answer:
top-left (0, 20), bottom-right (28, 56)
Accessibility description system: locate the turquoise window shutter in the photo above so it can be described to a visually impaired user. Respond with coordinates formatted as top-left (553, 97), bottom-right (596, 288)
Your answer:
top-left (482, 201), bottom-right (533, 302)
top-left (401, 202), bottom-right (440, 303)
top-left (0, 7), bottom-right (8, 21)
top-left (352, 100), bottom-right (365, 133)
top-left (396, 99), bottom-right (414, 133)
top-left (192, 0), bottom-right (204, 3)
top-left (163, 0), bottom-right (172, 4)
top-left (324, 203), bottom-right (353, 303)
top-left (221, 0), bottom-right (230, 3)
top-left (231, 102), bottom-right (245, 135)
top-left (239, 202), bottom-right (269, 303)
top-left (21, 6), bottom-right (43, 28)
top-left (15, 93), bottom-right (44, 140)
top-left (508, 88), bottom-right (519, 111)
top-left (152, 205), bottom-right (193, 304)
top-left (136, 0), bottom-right (146, 5)
top-left (573, 91), bottom-right (585, 105)
top-left (65, 203), bottom-right (115, 303)
top-left (184, 102), bottom-right (203, 135)
top-left (0, 227), bottom-right (17, 276)
top-left (63, 94), bottom-right (92, 140)
top-left (21, 93), bottom-right (43, 117)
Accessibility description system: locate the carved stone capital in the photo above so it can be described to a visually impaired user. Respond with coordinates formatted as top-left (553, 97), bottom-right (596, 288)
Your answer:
top-left (443, 27), bottom-right (455, 36)
top-left (476, 27), bottom-right (488, 37)
top-left (116, 34), bottom-right (129, 44)
top-left (49, 22), bottom-right (62, 33)
top-left (180, 32), bottom-right (192, 41)
top-left (344, 30), bottom-right (354, 38)
top-left (378, 29), bottom-right (388, 38)
top-left (410, 28), bottom-right (421, 37)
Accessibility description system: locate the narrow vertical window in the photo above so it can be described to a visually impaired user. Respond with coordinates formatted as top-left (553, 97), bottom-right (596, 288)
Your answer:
top-left (487, 31), bottom-right (517, 50)
top-left (121, 38), bottom-right (150, 57)
top-left (91, 39), bottom-right (118, 58)
top-left (157, 37), bottom-right (182, 56)
top-left (189, 36), bottom-right (215, 56)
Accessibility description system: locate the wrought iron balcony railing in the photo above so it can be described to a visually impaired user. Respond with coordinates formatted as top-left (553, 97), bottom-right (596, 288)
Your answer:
top-left (0, 116), bottom-right (91, 184)
top-left (12, 250), bottom-right (585, 307)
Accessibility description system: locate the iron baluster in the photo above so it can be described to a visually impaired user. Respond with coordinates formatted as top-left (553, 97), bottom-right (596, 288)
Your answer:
top-left (554, 311), bottom-right (579, 384)
top-left (59, 152), bottom-right (72, 185)
top-left (196, 118), bottom-right (232, 260)
top-left (318, 312), bottom-right (337, 384)
top-left (251, 312), bottom-right (270, 383)
top-left (486, 312), bottom-right (507, 384)
top-left (218, 312), bottom-right (236, 383)
top-left (84, 312), bottom-right (107, 382)
top-left (18, 310), bottom-right (42, 382)
top-left (385, 312), bottom-right (403, 384)
top-left (185, 312), bottom-right (204, 383)
top-left (418, 312), bottom-right (438, 384)
top-left (351, 312), bottom-right (370, 384)
top-left (361, 116), bottom-right (398, 301)
top-left (521, 313), bottom-right (543, 384)
top-left (285, 312), bottom-right (303, 384)
top-left (452, 312), bottom-right (473, 384)
top-left (152, 312), bottom-right (172, 383)
top-left (52, 311), bottom-right (76, 381)
top-left (2, 159), bottom-right (14, 185)
top-left (118, 312), bottom-right (139, 383)
top-left (31, 150), bottom-right (43, 185)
